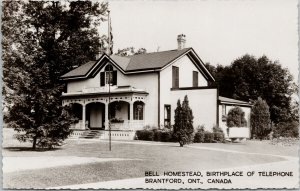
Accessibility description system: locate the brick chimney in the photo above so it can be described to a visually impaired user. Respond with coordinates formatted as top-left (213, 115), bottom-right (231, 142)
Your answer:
top-left (177, 34), bottom-right (186, 50)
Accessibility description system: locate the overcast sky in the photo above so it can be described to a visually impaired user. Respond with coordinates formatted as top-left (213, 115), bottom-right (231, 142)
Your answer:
top-left (105, 0), bottom-right (298, 81)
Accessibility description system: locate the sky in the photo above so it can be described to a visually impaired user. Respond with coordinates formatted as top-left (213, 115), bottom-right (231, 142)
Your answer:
top-left (103, 0), bottom-right (298, 82)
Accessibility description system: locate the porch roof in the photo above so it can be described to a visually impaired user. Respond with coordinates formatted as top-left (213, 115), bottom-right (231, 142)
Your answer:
top-left (218, 96), bottom-right (252, 107)
top-left (61, 86), bottom-right (148, 97)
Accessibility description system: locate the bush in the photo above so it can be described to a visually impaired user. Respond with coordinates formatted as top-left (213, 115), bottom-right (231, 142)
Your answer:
top-left (273, 121), bottom-right (299, 138)
top-left (173, 96), bottom-right (194, 146)
top-left (137, 129), bottom-right (174, 142)
top-left (135, 130), bottom-right (154, 141)
top-left (251, 98), bottom-right (271, 140)
top-left (160, 131), bottom-right (173, 142)
top-left (194, 131), bottom-right (205, 143)
top-left (214, 132), bottom-right (225, 143)
top-left (193, 126), bottom-right (205, 143)
top-left (153, 130), bottom-right (161, 141)
top-left (204, 132), bottom-right (214, 143)
top-left (213, 125), bottom-right (223, 133)
top-left (193, 125), bottom-right (225, 143)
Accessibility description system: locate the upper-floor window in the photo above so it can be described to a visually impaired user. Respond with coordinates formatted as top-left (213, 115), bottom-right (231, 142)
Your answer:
top-left (100, 64), bottom-right (117, 86)
top-left (172, 66), bottom-right (179, 88)
top-left (105, 65), bottom-right (113, 84)
top-left (193, 71), bottom-right (198, 87)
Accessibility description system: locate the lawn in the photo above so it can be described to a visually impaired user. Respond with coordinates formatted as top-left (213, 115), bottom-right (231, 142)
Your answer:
top-left (2, 128), bottom-right (299, 189)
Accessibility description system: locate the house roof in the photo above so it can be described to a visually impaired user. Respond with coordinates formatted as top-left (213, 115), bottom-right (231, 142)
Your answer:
top-left (61, 47), bottom-right (214, 81)
top-left (125, 48), bottom-right (190, 71)
top-left (61, 61), bottom-right (95, 78)
top-left (219, 96), bottom-right (252, 106)
top-left (61, 85), bottom-right (148, 97)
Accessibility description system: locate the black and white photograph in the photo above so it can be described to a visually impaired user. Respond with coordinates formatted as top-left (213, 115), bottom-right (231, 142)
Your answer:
top-left (2, 0), bottom-right (299, 189)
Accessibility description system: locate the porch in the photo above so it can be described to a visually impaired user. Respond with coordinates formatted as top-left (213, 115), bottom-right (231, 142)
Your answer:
top-left (62, 87), bottom-right (148, 131)
top-left (68, 129), bottom-right (137, 140)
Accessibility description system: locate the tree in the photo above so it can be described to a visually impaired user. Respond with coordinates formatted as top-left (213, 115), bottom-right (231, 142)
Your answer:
top-left (173, 95), bottom-right (194, 147)
top-left (115, 47), bottom-right (147, 56)
top-left (273, 121), bottom-right (299, 138)
top-left (226, 107), bottom-right (247, 127)
top-left (205, 55), bottom-right (296, 123)
top-left (2, 1), bottom-right (108, 149)
top-left (250, 98), bottom-right (271, 140)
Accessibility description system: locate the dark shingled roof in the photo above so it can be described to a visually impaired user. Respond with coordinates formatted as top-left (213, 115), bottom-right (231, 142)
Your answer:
top-left (219, 96), bottom-right (251, 106)
top-left (125, 48), bottom-right (190, 71)
top-left (61, 48), bottom-right (193, 79)
top-left (61, 61), bottom-right (97, 78)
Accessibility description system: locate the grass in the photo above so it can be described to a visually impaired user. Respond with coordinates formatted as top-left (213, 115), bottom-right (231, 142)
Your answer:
top-left (2, 128), bottom-right (298, 189)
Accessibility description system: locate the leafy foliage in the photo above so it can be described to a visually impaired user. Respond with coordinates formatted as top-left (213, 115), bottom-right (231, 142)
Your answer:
top-left (205, 55), bottom-right (297, 123)
top-left (226, 107), bottom-right (247, 127)
top-left (135, 130), bottom-right (154, 141)
top-left (273, 121), bottom-right (299, 138)
top-left (115, 47), bottom-right (147, 56)
top-left (2, 1), bottom-right (108, 149)
top-left (250, 98), bottom-right (271, 140)
top-left (173, 95), bottom-right (194, 146)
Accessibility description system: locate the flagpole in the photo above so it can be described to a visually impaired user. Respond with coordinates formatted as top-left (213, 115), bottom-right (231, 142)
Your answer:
top-left (108, 10), bottom-right (111, 55)
top-left (107, 10), bottom-right (112, 151)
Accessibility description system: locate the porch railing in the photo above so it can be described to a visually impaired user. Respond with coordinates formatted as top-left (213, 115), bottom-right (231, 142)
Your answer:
top-left (70, 120), bottom-right (84, 129)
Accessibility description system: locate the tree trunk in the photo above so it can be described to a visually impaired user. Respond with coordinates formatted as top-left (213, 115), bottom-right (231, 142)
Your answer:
top-left (32, 136), bottom-right (37, 150)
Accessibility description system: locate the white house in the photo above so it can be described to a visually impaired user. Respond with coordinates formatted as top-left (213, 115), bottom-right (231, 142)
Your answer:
top-left (61, 34), bottom-right (252, 139)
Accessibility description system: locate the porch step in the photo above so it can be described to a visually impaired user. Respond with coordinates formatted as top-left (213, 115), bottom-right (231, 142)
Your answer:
top-left (79, 130), bottom-right (103, 139)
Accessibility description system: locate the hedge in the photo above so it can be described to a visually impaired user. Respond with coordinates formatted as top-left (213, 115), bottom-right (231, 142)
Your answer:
top-left (135, 130), bottom-right (154, 141)
top-left (137, 127), bottom-right (225, 143)
top-left (194, 131), bottom-right (225, 143)
top-left (136, 129), bottom-right (174, 142)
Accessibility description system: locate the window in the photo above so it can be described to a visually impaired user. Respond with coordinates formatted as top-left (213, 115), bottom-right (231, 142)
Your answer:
top-left (105, 71), bottom-right (113, 84)
top-left (172, 66), bottom-right (179, 88)
top-left (100, 64), bottom-right (117, 86)
top-left (222, 104), bottom-right (226, 115)
top-left (193, 71), bottom-right (198, 87)
top-left (222, 104), bottom-right (227, 122)
top-left (134, 102), bottom-right (144, 120)
top-left (164, 105), bottom-right (171, 127)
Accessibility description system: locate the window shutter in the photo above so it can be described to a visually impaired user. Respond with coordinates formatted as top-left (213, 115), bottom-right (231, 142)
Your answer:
top-left (100, 72), bottom-right (105, 86)
top-left (176, 67), bottom-right (179, 87)
top-left (172, 67), bottom-right (176, 87)
top-left (172, 66), bottom-right (179, 88)
top-left (193, 71), bottom-right (198, 87)
top-left (128, 104), bottom-right (130, 120)
top-left (112, 71), bottom-right (117, 85)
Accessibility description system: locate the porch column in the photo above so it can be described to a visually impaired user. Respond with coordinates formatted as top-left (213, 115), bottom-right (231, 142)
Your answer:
top-left (82, 104), bottom-right (86, 129)
top-left (130, 102), bottom-right (134, 121)
top-left (105, 103), bottom-right (109, 130)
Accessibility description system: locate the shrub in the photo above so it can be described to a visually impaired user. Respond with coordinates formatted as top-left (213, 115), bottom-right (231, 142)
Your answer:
top-left (173, 95), bottom-right (194, 146)
top-left (251, 97), bottom-right (271, 140)
top-left (194, 125), bottom-right (205, 143)
top-left (153, 130), bottom-right (162, 141)
top-left (212, 125), bottom-right (223, 133)
top-left (160, 131), bottom-right (173, 142)
top-left (139, 128), bottom-right (174, 142)
top-left (214, 132), bottom-right (225, 143)
top-left (194, 132), bottom-right (205, 143)
top-left (273, 121), bottom-right (299, 138)
top-left (135, 130), bottom-right (154, 141)
top-left (204, 132), bottom-right (214, 143)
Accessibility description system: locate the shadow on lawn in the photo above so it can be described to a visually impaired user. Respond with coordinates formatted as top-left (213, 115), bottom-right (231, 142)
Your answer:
top-left (3, 147), bottom-right (62, 152)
